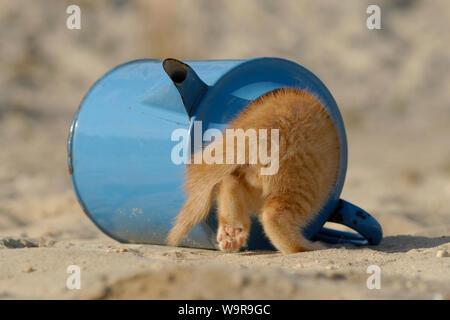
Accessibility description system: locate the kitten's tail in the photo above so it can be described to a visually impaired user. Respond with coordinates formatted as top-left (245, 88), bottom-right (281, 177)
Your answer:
top-left (166, 162), bottom-right (239, 246)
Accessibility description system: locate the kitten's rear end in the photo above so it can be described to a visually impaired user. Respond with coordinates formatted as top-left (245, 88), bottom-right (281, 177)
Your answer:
top-left (167, 88), bottom-right (340, 254)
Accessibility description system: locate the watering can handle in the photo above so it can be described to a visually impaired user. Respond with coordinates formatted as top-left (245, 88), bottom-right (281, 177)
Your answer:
top-left (313, 199), bottom-right (383, 246)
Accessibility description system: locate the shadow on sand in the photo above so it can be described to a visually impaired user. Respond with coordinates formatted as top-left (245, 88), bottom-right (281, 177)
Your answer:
top-left (371, 235), bottom-right (450, 253)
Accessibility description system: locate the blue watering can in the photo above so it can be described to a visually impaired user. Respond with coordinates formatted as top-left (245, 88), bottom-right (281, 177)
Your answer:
top-left (68, 57), bottom-right (382, 250)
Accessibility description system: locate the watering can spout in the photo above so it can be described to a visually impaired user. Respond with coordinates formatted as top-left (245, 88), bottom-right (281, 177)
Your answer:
top-left (163, 58), bottom-right (208, 118)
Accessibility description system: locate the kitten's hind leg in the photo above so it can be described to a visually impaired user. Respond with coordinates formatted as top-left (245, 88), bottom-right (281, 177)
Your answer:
top-left (260, 194), bottom-right (324, 254)
top-left (216, 175), bottom-right (251, 252)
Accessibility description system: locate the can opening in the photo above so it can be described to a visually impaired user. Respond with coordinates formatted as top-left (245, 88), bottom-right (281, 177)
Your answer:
top-left (163, 59), bottom-right (188, 83)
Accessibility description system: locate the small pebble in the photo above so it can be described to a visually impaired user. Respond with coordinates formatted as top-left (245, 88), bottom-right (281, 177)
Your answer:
top-left (314, 271), bottom-right (346, 280)
top-left (314, 272), bottom-right (325, 279)
top-left (116, 248), bottom-right (128, 253)
top-left (436, 250), bottom-right (450, 258)
top-left (1, 238), bottom-right (38, 249)
top-left (23, 266), bottom-right (34, 273)
top-left (326, 272), bottom-right (346, 280)
top-left (38, 239), bottom-right (56, 248)
top-left (162, 251), bottom-right (184, 258)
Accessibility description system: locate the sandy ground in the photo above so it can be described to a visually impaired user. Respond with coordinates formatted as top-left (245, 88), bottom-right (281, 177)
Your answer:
top-left (0, 0), bottom-right (449, 299)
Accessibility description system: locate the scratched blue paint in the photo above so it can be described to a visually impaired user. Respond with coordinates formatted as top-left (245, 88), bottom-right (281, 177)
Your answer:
top-left (68, 57), bottom-right (382, 249)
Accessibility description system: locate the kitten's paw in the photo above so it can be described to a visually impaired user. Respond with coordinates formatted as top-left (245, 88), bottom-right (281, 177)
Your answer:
top-left (217, 225), bottom-right (248, 252)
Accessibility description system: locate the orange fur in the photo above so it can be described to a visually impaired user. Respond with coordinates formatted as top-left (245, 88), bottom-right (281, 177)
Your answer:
top-left (167, 88), bottom-right (340, 254)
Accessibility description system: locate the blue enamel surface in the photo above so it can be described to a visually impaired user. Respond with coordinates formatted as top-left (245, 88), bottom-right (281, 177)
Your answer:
top-left (69, 57), bottom-right (381, 250)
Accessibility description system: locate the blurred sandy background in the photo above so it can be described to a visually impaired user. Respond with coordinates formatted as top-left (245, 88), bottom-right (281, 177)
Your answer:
top-left (0, 0), bottom-right (449, 299)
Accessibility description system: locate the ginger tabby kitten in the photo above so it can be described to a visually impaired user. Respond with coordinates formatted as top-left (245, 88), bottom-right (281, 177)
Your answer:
top-left (167, 88), bottom-right (340, 254)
